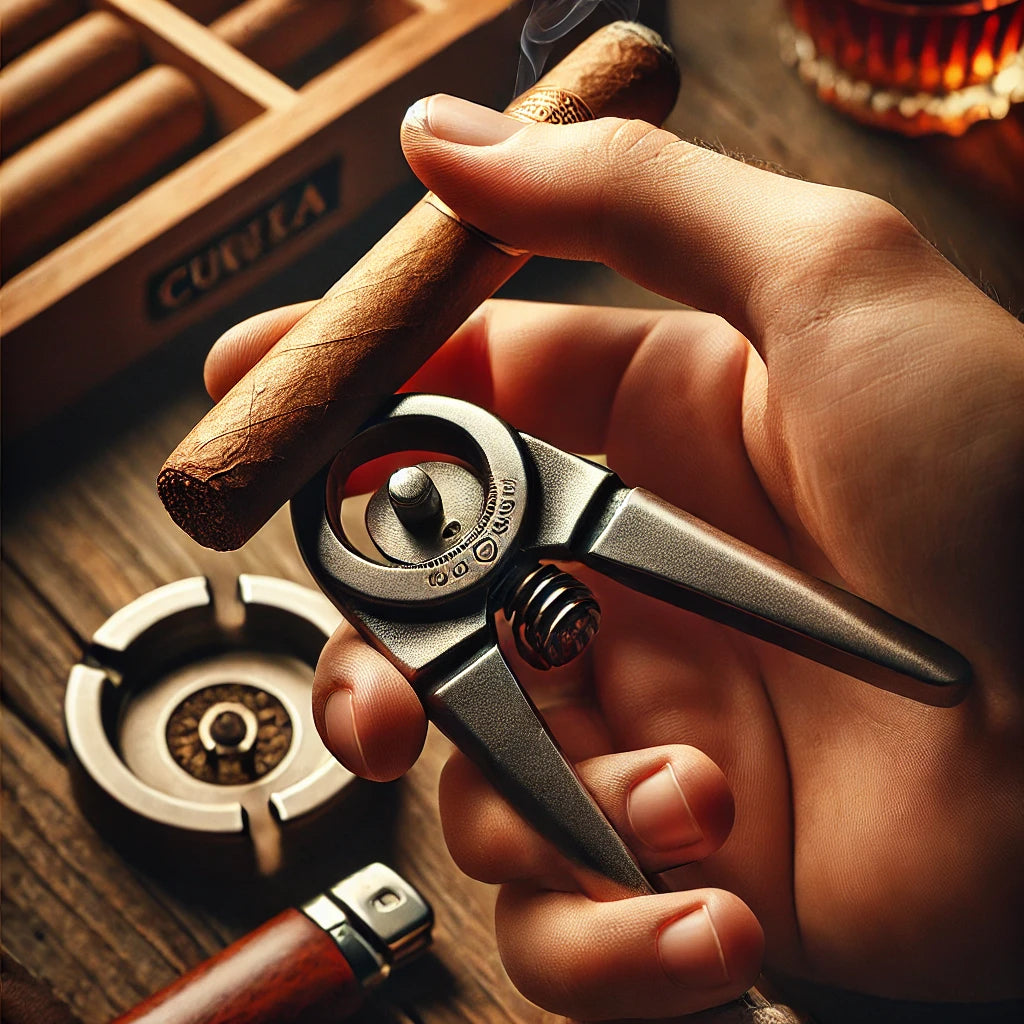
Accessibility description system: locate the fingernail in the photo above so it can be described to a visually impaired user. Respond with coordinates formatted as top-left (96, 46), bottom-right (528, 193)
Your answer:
top-left (404, 94), bottom-right (524, 146)
top-left (658, 906), bottom-right (730, 987)
top-left (323, 689), bottom-right (367, 775)
top-left (627, 764), bottom-right (704, 851)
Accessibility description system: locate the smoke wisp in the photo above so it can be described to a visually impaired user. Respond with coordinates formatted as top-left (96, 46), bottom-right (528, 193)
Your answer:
top-left (515, 0), bottom-right (641, 97)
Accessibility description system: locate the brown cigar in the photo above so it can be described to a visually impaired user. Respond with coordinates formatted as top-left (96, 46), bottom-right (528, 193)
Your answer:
top-left (158, 22), bottom-right (680, 551)
top-left (1, 0), bottom-right (370, 277)
top-left (0, 10), bottom-right (144, 156)
top-left (212, 0), bottom-right (356, 75)
top-left (0, 0), bottom-right (81, 61)
top-left (0, 66), bottom-right (206, 276)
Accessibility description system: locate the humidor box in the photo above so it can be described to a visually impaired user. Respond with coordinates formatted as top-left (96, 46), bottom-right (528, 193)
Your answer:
top-left (1, 0), bottom-right (524, 433)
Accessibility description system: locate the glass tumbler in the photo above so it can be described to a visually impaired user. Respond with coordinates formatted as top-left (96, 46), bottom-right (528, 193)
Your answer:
top-left (781, 0), bottom-right (1024, 134)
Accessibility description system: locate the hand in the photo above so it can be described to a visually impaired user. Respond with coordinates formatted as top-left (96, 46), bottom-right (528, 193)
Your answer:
top-left (206, 96), bottom-right (1024, 1019)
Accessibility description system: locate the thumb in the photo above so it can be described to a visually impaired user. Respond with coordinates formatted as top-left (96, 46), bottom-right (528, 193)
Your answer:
top-left (400, 94), bottom-right (947, 353)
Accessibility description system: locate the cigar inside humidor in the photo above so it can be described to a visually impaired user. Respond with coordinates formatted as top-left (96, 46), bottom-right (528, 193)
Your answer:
top-left (0, 3), bottom-right (548, 435)
top-left (0, 0), bottom-right (412, 277)
top-left (159, 21), bottom-right (680, 551)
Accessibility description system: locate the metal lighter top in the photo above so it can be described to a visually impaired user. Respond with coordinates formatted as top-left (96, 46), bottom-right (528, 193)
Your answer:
top-left (302, 862), bottom-right (434, 985)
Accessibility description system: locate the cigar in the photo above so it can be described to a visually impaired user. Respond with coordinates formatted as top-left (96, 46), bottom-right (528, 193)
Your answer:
top-left (1, 0), bottom-right (369, 276)
top-left (0, 10), bottom-right (144, 156)
top-left (112, 863), bottom-right (432, 1024)
top-left (159, 22), bottom-right (681, 550)
top-left (212, 0), bottom-right (356, 75)
top-left (0, 0), bottom-right (81, 61)
top-left (0, 65), bottom-right (207, 276)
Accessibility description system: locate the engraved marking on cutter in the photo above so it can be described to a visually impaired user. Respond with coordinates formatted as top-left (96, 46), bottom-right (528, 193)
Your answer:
top-left (474, 539), bottom-right (498, 563)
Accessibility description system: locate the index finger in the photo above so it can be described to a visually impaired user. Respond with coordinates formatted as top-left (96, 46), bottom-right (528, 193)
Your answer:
top-left (400, 95), bottom-right (974, 355)
top-left (206, 298), bottom-right (712, 454)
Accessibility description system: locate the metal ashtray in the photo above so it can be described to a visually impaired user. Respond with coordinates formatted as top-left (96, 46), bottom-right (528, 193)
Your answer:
top-left (65, 575), bottom-right (353, 875)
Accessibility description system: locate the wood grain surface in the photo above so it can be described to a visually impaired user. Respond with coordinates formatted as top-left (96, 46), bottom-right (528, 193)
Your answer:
top-left (2, 2), bottom-right (1022, 1023)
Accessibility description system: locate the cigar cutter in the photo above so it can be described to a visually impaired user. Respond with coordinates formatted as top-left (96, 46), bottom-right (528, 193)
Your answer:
top-left (291, 393), bottom-right (971, 898)
top-left (65, 575), bottom-right (353, 874)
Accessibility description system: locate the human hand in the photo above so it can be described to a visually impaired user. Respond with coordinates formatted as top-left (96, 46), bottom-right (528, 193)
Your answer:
top-left (206, 95), bottom-right (1024, 1019)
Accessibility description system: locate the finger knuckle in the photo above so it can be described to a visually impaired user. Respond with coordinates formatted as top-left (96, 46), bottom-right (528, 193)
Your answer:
top-left (590, 120), bottom-right (682, 244)
top-left (603, 117), bottom-right (677, 164)
top-left (688, 313), bottom-right (750, 364)
top-left (827, 190), bottom-right (922, 254)
top-left (761, 188), bottom-right (930, 341)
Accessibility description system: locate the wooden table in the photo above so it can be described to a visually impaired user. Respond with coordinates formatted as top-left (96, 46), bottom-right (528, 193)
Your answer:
top-left (3, 2), bottom-right (1022, 1021)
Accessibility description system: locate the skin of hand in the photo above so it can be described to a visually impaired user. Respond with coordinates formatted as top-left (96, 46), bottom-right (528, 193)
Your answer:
top-left (205, 96), bottom-right (1024, 1019)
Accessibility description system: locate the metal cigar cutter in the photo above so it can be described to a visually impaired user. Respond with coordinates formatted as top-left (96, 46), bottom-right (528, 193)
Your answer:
top-left (292, 393), bottom-right (971, 898)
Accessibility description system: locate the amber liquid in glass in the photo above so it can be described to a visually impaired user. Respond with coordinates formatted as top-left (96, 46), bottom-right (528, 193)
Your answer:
top-left (783, 0), bottom-right (1024, 134)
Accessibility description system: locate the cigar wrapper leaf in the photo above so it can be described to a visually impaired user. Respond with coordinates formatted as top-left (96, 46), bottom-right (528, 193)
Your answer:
top-left (159, 21), bottom-right (681, 550)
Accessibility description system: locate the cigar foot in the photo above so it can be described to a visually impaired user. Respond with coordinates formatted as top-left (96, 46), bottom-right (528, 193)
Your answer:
top-left (158, 468), bottom-right (244, 551)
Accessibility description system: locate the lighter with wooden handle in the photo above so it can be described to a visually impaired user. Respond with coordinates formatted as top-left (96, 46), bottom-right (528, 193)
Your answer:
top-left (113, 863), bottom-right (433, 1024)
top-left (159, 21), bottom-right (681, 551)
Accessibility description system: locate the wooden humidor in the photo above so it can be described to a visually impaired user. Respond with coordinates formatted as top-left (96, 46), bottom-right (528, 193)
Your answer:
top-left (0, 0), bottom-right (524, 433)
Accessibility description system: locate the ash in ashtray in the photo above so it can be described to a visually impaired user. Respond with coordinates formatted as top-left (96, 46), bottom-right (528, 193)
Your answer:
top-left (166, 682), bottom-right (292, 785)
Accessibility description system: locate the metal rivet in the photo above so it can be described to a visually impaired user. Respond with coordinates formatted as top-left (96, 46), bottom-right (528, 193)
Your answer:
top-left (388, 467), bottom-right (442, 530)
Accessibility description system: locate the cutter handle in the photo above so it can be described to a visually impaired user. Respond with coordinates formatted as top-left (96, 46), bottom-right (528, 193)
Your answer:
top-left (423, 645), bottom-right (812, 1023)
top-left (581, 488), bottom-right (971, 704)
top-left (425, 643), bottom-right (652, 900)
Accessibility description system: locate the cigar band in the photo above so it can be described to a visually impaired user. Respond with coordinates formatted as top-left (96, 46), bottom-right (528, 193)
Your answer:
top-left (506, 86), bottom-right (596, 126)
top-left (424, 193), bottom-right (529, 257)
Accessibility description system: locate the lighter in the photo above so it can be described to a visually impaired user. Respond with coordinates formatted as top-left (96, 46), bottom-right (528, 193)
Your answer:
top-left (113, 863), bottom-right (433, 1024)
